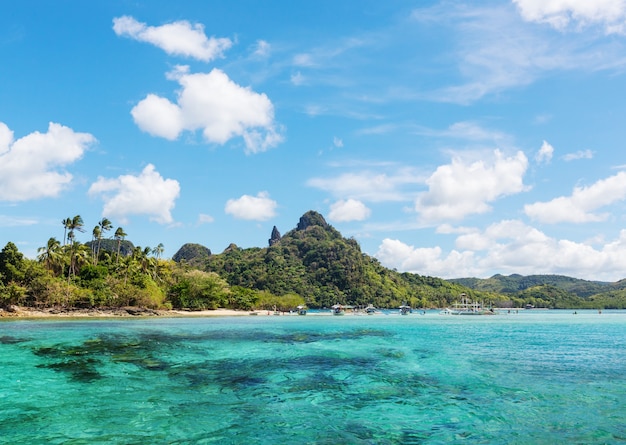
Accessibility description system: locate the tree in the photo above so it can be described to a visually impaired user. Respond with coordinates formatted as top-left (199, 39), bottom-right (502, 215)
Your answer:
top-left (96, 218), bottom-right (113, 262)
top-left (0, 242), bottom-right (26, 285)
top-left (152, 243), bottom-right (164, 260)
top-left (169, 270), bottom-right (230, 310)
top-left (91, 225), bottom-right (101, 265)
top-left (114, 227), bottom-right (127, 263)
top-left (37, 237), bottom-right (63, 276)
top-left (61, 217), bottom-right (72, 245)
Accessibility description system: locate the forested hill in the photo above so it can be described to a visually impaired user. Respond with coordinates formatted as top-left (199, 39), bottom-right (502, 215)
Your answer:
top-left (449, 274), bottom-right (624, 298)
top-left (449, 274), bottom-right (626, 309)
top-left (175, 211), bottom-right (496, 309)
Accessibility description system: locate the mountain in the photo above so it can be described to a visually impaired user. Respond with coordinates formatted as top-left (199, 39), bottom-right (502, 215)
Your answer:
top-left (450, 274), bottom-right (626, 309)
top-left (449, 274), bottom-right (615, 298)
top-left (173, 211), bottom-right (495, 309)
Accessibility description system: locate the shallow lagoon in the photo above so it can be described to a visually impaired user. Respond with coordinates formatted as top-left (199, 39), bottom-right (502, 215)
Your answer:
top-left (1, 310), bottom-right (624, 444)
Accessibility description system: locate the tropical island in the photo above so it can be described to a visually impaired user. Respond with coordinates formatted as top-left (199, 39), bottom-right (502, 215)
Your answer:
top-left (1, 211), bottom-right (625, 317)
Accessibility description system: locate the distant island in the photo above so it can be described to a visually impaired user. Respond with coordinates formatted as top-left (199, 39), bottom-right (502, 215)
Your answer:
top-left (1, 211), bottom-right (625, 316)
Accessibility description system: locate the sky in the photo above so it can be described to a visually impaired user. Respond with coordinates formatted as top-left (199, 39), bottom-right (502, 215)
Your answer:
top-left (2, 0), bottom-right (626, 282)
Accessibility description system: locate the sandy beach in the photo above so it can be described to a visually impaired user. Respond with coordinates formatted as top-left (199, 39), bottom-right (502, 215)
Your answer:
top-left (0, 306), bottom-right (335, 319)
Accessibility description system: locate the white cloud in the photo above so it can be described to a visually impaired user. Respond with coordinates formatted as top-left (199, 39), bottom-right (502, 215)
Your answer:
top-left (253, 40), bottom-right (271, 57)
top-left (225, 192), bottom-right (277, 221)
top-left (535, 140), bottom-right (554, 164)
top-left (308, 169), bottom-right (421, 202)
top-left (563, 149), bottom-right (594, 161)
top-left (415, 150), bottom-right (529, 223)
top-left (328, 199), bottom-right (371, 222)
top-left (376, 238), bottom-right (477, 278)
top-left (333, 137), bottom-right (344, 148)
top-left (293, 53), bottom-right (315, 67)
top-left (0, 122), bottom-right (95, 201)
top-left (513, 0), bottom-right (626, 33)
top-left (291, 71), bottom-right (306, 86)
top-left (88, 164), bottom-right (180, 224)
top-left (376, 220), bottom-right (626, 281)
top-left (197, 214), bottom-right (215, 224)
top-left (415, 4), bottom-right (618, 104)
top-left (131, 67), bottom-right (283, 153)
top-left (524, 171), bottom-right (626, 223)
top-left (112, 16), bottom-right (232, 61)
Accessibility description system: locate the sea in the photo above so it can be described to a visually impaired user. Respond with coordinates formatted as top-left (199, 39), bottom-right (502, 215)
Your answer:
top-left (0, 310), bottom-right (624, 444)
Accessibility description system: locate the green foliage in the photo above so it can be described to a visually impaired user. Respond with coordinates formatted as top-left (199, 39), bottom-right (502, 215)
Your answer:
top-left (169, 270), bottom-right (230, 310)
top-left (204, 211), bottom-right (489, 309)
top-left (0, 242), bottom-right (27, 285)
top-left (172, 243), bottom-right (212, 266)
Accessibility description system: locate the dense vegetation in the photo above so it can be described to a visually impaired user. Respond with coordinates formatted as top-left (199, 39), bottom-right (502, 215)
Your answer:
top-left (1, 211), bottom-right (625, 311)
top-left (451, 274), bottom-right (626, 309)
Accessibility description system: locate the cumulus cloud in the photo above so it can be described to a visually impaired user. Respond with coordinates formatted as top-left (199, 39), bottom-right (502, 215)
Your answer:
top-left (88, 164), bottom-right (180, 224)
top-left (112, 16), bottom-right (232, 61)
top-left (225, 192), bottom-right (277, 221)
top-left (513, 0), bottom-right (626, 33)
top-left (376, 220), bottom-right (626, 280)
top-left (524, 171), bottom-right (626, 223)
top-left (415, 150), bottom-right (529, 223)
top-left (0, 122), bottom-right (95, 201)
top-left (535, 140), bottom-right (554, 164)
top-left (131, 67), bottom-right (283, 153)
top-left (328, 199), bottom-right (371, 222)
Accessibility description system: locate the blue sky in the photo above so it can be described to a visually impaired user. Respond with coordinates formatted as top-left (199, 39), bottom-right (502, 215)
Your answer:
top-left (2, 0), bottom-right (626, 281)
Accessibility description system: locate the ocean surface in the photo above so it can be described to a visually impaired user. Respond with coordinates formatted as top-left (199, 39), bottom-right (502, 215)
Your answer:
top-left (1, 310), bottom-right (624, 444)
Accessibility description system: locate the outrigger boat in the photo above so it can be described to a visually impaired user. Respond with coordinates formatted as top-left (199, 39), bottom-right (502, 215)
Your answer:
top-left (440, 293), bottom-right (497, 315)
top-left (331, 304), bottom-right (345, 315)
top-left (365, 304), bottom-right (378, 315)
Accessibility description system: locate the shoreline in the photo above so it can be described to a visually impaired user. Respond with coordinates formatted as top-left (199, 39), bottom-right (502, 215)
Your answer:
top-left (0, 306), bottom-right (338, 319)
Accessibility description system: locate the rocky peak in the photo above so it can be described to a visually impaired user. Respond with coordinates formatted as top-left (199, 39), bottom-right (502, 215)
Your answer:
top-left (296, 211), bottom-right (329, 231)
top-left (269, 226), bottom-right (281, 246)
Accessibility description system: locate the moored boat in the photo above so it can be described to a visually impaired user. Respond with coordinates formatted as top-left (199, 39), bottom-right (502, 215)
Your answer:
top-left (440, 293), bottom-right (497, 315)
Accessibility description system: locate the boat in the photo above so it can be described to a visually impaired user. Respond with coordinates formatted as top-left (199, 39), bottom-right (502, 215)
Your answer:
top-left (365, 304), bottom-right (378, 315)
top-left (399, 303), bottom-right (412, 315)
top-left (297, 305), bottom-right (307, 315)
top-left (440, 293), bottom-right (497, 315)
top-left (331, 304), bottom-right (345, 315)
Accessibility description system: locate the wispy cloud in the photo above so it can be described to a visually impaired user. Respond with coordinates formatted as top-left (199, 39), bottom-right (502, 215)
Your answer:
top-left (113, 16), bottom-right (232, 61)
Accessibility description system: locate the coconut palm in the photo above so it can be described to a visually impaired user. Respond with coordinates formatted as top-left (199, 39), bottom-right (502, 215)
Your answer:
top-left (114, 227), bottom-right (127, 263)
top-left (66, 215), bottom-right (85, 244)
top-left (37, 237), bottom-right (63, 276)
top-left (91, 225), bottom-right (101, 265)
top-left (61, 217), bottom-right (72, 245)
top-left (152, 243), bottom-right (164, 260)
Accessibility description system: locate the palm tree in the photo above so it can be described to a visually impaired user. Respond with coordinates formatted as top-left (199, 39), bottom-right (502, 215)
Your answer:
top-left (61, 217), bottom-right (71, 245)
top-left (152, 243), bottom-right (164, 260)
top-left (114, 227), bottom-right (127, 263)
top-left (94, 218), bottom-right (112, 264)
top-left (66, 215), bottom-right (85, 244)
top-left (91, 225), bottom-right (101, 265)
top-left (38, 237), bottom-right (62, 276)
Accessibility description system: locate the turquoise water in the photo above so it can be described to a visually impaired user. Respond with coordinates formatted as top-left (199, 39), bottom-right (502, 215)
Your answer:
top-left (1, 311), bottom-right (624, 444)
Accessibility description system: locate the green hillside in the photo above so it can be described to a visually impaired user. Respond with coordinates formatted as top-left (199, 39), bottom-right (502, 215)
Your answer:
top-left (186, 211), bottom-right (499, 309)
top-left (450, 274), bottom-right (626, 309)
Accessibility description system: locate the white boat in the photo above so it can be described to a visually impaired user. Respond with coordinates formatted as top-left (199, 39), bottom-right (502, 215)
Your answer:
top-left (399, 304), bottom-right (412, 315)
top-left (365, 304), bottom-right (378, 315)
top-left (440, 293), bottom-right (497, 315)
top-left (297, 305), bottom-right (307, 315)
top-left (331, 304), bottom-right (345, 315)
